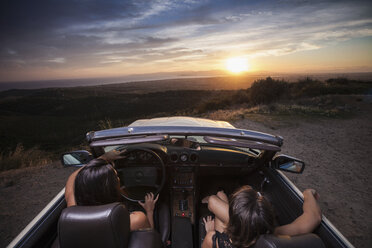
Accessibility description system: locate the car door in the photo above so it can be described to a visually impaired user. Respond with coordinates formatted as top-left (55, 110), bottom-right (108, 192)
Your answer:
top-left (262, 167), bottom-right (354, 248)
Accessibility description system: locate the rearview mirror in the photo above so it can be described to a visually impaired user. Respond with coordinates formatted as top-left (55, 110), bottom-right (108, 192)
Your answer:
top-left (61, 150), bottom-right (93, 167)
top-left (272, 154), bottom-right (305, 174)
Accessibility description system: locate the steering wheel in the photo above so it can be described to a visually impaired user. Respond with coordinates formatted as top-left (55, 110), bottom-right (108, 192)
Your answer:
top-left (116, 147), bottom-right (165, 202)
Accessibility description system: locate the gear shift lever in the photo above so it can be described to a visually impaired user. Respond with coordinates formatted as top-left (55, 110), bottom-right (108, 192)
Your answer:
top-left (179, 189), bottom-right (188, 211)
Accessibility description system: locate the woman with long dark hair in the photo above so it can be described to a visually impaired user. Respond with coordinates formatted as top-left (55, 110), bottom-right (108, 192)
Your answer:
top-left (65, 158), bottom-right (158, 230)
top-left (201, 185), bottom-right (321, 248)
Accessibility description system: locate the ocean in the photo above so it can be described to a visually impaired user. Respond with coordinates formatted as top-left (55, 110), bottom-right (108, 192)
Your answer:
top-left (1, 72), bottom-right (371, 92)
top-left (0, 71), bottom-right (226, 92)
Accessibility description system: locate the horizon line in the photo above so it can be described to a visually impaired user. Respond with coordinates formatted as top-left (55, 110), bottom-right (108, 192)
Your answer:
top-left (1, 69), bottom-right (372, 84)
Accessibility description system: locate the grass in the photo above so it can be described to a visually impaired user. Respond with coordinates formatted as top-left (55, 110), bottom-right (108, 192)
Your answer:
top-left (201, 102), bottom-right (347, 122)
top-left (0, 143), bottom-right (54, 171)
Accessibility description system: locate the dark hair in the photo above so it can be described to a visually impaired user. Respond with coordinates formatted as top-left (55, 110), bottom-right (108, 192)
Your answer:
top-left (74, 158), bottom-right (121, 206)
top-left (226, 185), bottom-right (274, 248)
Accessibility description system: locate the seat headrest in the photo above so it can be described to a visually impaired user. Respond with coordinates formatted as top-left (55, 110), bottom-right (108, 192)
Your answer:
top-left (128, 230), bottom-right (163, 248)
top-left (253, 233), bottom-right (325, 248)
top-left (58, 202), bottom-right (130, 248)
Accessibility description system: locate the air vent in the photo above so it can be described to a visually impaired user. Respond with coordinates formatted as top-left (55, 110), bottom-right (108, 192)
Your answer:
top-left (170, 153), bottom-right (178, 162)
top-left (189, 153), bottom-right (198, 163)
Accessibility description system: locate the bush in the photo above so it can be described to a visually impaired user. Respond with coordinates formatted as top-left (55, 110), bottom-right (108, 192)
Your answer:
top-left (233, 89), bottom-right (251, 104)
top-left (196, 97), bottom-right (233, 113)
top-left (291, 77), bottom-right (325, 97)
top-left (249, 77), bottom-right (290, 104)
top-left (98, 118), bottom-right (113, 130)
top-left (326, 77), bottom-right (352, 85)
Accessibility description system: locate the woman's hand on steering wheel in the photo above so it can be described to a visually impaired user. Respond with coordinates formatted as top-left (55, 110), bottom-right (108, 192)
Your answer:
top-left (98, 148), bottom-right (127, 164)
top-left (138, 192), bottom-right (159, 213)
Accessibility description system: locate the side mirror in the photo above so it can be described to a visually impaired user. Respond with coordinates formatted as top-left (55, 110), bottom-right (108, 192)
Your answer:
top-left (61, 150), bottom-right (93, 167)
top-left (272, 154), bottom-right (305, 174)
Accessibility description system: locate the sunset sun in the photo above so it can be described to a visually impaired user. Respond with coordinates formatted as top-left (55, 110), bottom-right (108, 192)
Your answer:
top-left (225, 57), bottom-right (250, 74)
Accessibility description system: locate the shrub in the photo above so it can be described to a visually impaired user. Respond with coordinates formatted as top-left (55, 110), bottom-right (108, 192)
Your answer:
top-left (98, 118), bottom-right (113, 130)
top-left (233, 89), bottom-right (251, 104)
top-left (291, 77), bottom-right (325, 98)
top-left (249, 77), bottom-right (290, 104)
top-left (195, 97), bottom-right (233, 113)
top-left (326, 77), bottom-right (352, 85)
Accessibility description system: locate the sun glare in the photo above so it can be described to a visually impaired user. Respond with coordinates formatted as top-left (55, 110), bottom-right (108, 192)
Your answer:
top-left (225, 57), bottom-right (250, 74)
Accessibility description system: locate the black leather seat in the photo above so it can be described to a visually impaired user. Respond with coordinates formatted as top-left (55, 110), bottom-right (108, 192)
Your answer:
top-left (58, 202), bottom-right (163, 248)
top-left (199, 216), bottom-right (325, 248)
top-left (154, 202), bottom-right (171, 244)
top-left (253, 233), bottom-right (325, 248)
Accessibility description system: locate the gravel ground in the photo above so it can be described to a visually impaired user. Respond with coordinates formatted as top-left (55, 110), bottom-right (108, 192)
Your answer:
top-left (0, 163), bottom-right (76, 247)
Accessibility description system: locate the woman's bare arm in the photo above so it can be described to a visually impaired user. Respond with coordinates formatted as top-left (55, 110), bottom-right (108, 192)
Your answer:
top-left (129, 211), bottom-right (151, 230)
top-left (201, 216), bottom-right (216, 248)
top-left (138, 192), bottom-right (159, 229)
top-left (274, 189), bottom-right (322, 236)
top-left (206, 192), bottom-right (229, 225)
top-left (203, 190), bottom-right (229, 234)
top-left (65, 168), bottom-right (82, 207)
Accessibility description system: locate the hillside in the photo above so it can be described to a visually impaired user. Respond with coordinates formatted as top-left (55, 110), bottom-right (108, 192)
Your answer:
top-left (0, 76), bottom-right (371, 171)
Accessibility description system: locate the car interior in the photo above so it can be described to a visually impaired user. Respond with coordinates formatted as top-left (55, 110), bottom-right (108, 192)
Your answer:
top-left (54, 137), bottom-right (326, 248)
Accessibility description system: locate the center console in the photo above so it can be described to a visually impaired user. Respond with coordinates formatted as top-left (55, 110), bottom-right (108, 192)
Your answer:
top-left (171, 167), bottom-right (196, 224)
top-left (170, 166), bottom-right (196, 248)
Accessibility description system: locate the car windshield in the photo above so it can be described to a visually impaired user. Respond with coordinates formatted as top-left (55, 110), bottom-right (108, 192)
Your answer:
top-left (103, 135), bottom-right (263, 156)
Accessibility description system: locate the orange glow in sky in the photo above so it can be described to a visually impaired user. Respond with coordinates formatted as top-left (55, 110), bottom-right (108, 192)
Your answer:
top-left (0, 0), bottom-right (371, 82)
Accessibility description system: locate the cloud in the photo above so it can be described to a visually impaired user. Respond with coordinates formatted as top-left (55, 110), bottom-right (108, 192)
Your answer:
top-left (0, 0), bottom-right (371, 81)
top-left (48, 58), bottom-right (65, 63)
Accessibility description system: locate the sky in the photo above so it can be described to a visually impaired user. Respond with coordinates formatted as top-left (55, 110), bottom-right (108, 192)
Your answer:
top-left (0, 0), bottom-right (372, 82)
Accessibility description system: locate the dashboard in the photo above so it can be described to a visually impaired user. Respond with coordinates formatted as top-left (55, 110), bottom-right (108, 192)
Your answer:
top-left (114, 141), bottom-right (258, 168)
top-left (112, 139), bottom-right (260, 225)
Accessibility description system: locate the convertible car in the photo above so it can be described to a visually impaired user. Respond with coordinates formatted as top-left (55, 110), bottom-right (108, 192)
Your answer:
top-left (8, 117), bottom-right (353, 248)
